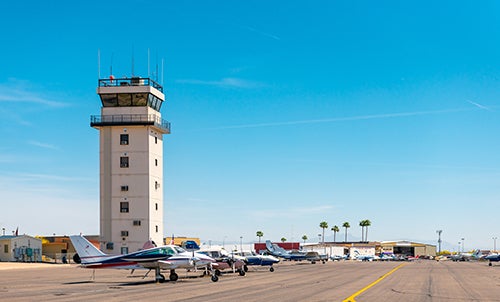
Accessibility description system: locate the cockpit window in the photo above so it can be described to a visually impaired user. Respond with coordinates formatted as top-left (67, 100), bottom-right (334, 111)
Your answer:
top-left (173, 246), bottom-right (186, 253)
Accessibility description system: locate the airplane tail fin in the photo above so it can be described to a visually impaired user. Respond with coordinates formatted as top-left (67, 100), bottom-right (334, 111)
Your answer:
top-left (265, 240), bottom-right (275, 253)
top-left (69, 235), bottom-right (106, 264)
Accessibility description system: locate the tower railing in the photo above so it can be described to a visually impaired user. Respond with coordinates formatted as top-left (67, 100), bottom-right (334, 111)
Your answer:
top-left (98, 77), bottom-right (163, 92)
top-left (90, 114), bottom-right (170, 133)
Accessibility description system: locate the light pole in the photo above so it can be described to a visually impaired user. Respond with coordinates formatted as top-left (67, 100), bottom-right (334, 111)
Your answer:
top-left (1, 228), bottom-right (4, 236)
top-left (458, 242), bottom-right (461, 254)
top-left (461, 238), bottom-right (465, 253)
top-left (436, 230), bottom-right (442, 254)
top-left (493, 237), bottom-right (498, 252)
top-left (318, 234), bottom-right (321, 243)
top-left (240, 236), bottom-right (243, 252)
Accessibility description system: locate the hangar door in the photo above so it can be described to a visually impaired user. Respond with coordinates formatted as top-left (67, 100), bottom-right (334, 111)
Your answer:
top-left (393, 246), bottom-right (415, 256)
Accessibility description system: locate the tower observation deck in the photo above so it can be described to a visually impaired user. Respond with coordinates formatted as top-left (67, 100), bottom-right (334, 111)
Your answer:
top-left (91, 77), bottom-right (170, 134)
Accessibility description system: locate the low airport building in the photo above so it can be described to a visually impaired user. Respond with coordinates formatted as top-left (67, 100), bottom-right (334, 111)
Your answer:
top-left (41, 235), bottom-right (100, 263)
top-left (380, 240), bottom-right (436, 257)
top-left (0, 235), bottom-right (42, 262)
top-left (290, 240), bottom-right (436, 258)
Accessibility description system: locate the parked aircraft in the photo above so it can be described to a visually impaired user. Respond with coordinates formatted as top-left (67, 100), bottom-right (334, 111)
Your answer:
top-left (450, 250), bottom-right (483, 262)
top-left (232, 251), bottom-right (280, 272)
top-left (265, 240), bottom-right (327, 264)
top-left (198, 247), bottom-right (246, 276)
top-left (485, 253), bottom-right (500, 266)
top-left (69, 235), bottom-right (219, 283)
top-left (352, 250), bottom-right (375, 261)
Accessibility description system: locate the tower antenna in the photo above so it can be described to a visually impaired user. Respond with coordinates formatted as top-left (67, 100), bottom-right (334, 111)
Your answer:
top-left (161, 58), bottom-right (164, 86)
top-left (131, 45), bottom-right (135, 77)
top-left (97, 49), bottom-right (101, 79)
top-left (110, 52), bottom-right (114, 76)
top-left (147, 48), bottom-right (150, 78)
top-left (155, 51), bottom-right (159, 82)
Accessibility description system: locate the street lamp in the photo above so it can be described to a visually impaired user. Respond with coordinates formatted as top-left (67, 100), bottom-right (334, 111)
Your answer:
top-left (458, 242), bottom-right (461, 254)
top-left (318, 234), bottom-right (321, 243)
top-left (240, 236), bottom-right (243, 252)
top-left (461, 238), bottom-right (465, 253)
top-left (493, 237), bottom-right (498, 252)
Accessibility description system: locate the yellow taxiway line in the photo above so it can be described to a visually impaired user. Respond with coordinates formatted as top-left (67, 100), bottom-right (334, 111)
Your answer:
top-left (342, 263), bottom-right (406, 302)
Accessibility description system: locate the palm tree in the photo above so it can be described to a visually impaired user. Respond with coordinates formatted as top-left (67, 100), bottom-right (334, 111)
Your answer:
top-left (319, 221), bottom-right (328, 244)
top-left (302, 235), bottom-right (308, 244)
top-left (256, 231), bottom-right (264, 243)
top-left (281, 237), bottom-right (287, 243)
top-left (364, 220), bottom-right (371, 242)
top-left (359, 220), bottom-right (366, 241)
top-left (342, 222), bottom-right (350, 242)
top-left (331, 225), bottom-right (339, 242)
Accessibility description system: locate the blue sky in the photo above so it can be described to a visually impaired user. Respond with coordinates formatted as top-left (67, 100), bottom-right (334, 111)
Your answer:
top-left (1, 1), bottom-right (499, 251)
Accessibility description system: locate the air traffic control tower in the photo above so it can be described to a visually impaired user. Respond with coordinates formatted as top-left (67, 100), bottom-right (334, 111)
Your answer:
top-left (91, 76), bottom-right (170, 254)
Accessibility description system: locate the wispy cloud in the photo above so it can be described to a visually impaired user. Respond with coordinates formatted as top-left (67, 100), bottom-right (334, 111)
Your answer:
top-left (201, 107), bottom-right (473, 131)
top-left (467, 100), bottom-right (492, 111)
top-left (0, 79), bottom-right (69, 108)
top-left (27, 140), bottom-right (60, 150)
top-left (242, 26), bottom-right (281, 41)
top-left (176, 77), bottom-right (265, 89)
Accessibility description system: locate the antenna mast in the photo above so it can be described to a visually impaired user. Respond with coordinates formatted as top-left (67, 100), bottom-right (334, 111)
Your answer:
top-left (97, 49), bottom-right (101, 79)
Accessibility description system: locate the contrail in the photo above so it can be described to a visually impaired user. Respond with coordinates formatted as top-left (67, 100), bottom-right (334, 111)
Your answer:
top-left (200, 107), bottom-right (473, 131)
top-left (467, 100), bottom-right (492, 111)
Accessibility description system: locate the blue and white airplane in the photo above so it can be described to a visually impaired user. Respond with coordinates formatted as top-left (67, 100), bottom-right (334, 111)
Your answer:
top-left (69, 235), bottom-right (219, 283)
top-left (485, 253), bottom-right (500, 266)
top-left (265, 240), bottom-right (327, 264)
top-left (232, 251), bottom-right (280, 272)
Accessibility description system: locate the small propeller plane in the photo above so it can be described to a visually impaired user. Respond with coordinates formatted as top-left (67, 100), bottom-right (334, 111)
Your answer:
top-left (485, 253), bottom-right (500, 266)
top-left (265, 240), bottom-right (327, 264)
top-left (232, 251), bottom-right (280, 272)
top-left (69, 235), bottom-right (219, 283)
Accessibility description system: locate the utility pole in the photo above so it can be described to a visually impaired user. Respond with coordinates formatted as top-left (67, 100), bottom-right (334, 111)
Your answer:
top-left (436, 230), bottom-right (442, 254)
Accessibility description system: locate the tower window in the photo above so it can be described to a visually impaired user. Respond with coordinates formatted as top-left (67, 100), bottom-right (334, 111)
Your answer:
top-left (155, 225), bottom-right (159, 233)
top-left (120, 157), bottom-right (129, 168)
top-left (155, 181), bottom-right (160, 190)
top-left (133, 220), bottom-right (141, 226)
top-left (106, 242), bottom-right (114, 250)
top-left (4, 244), bottom-right (8, 253)
top-left (121, 185), bottom-right (129, 191)
top-left (155, 159), bottom-right (158, 166)
top-left (155, 203), bottom-right (158, 211)
top-left (121, 230), bottom-right (129, 237)
top-left (120, 134), bottom-right (129, 145)
top-left (120, 202), bottom-right (129, 213)
top-left (155, 136), bottom-right (158, 144)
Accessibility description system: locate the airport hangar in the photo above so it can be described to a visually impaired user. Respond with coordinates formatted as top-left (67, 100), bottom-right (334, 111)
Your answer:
top-left (256, 240), bottom-right (436, 258)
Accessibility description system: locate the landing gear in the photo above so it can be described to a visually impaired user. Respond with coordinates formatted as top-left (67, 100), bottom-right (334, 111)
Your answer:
top-left (211, 274), bottom-right (219, 282)
top-left (169, 270), bottom-right (179, 282)
top-left (154, 267), bottom-right (166, 283)
top-left (270, 266), bottom-right (275, 272)
top-left (243, 265), bottom-right (248, 272)
top-left (489, 262), bottom-right (492, 266)
top-left (238, 269), bottom-right (246, 276)
top-left (215, 269), bottom-right (221, 276)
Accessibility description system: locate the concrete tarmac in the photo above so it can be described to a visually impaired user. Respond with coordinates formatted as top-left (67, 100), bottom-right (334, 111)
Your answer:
top-left (1, 260), bottom-right (499, 301)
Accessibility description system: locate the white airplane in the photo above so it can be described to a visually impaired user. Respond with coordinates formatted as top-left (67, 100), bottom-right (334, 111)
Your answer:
top-left (352, 250), bottom-right (375, 261)
top-left (198, 247), bottom-right (247, 276)
top-left (69, 235), bottom-right (219, 283)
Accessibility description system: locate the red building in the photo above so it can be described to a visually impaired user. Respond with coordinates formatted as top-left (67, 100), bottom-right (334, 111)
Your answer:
top-left (254, 242), bottom-right (300, 254)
